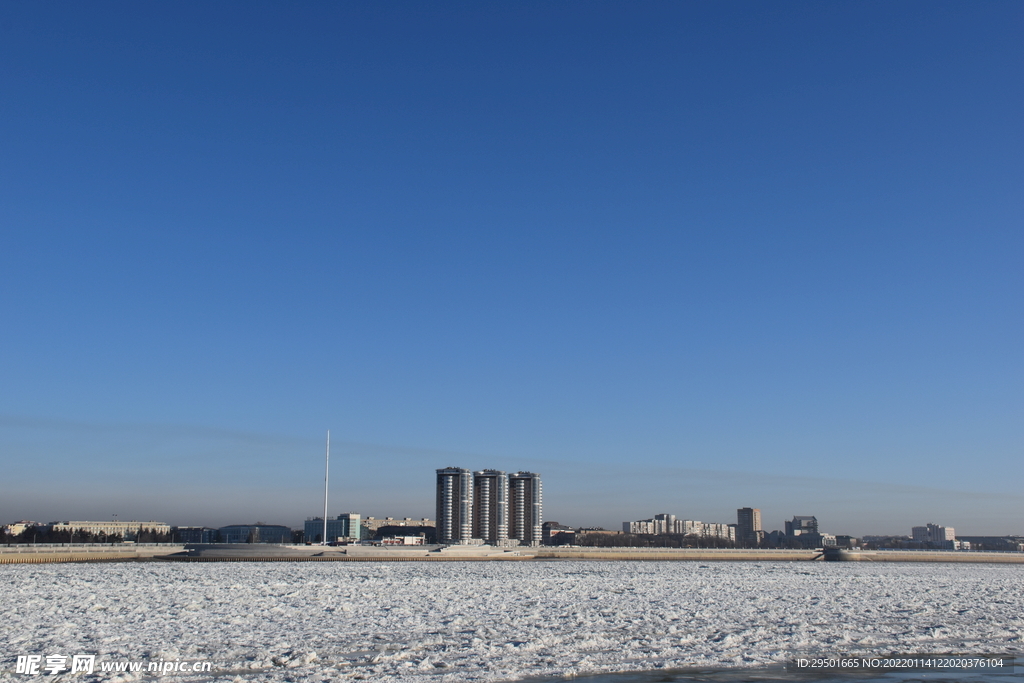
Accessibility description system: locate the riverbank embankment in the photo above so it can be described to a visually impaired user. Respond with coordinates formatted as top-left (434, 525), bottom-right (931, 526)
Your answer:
top-left (823, 547), bottom-right (1024, 563)
top-left (0, 543), bottom-right (184, 564)
top-left (4, 544), bottom-right (1022, 564)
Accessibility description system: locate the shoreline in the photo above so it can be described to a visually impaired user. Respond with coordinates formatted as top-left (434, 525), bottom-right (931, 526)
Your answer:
top-left (5, 544), bottom-right (1023, 564)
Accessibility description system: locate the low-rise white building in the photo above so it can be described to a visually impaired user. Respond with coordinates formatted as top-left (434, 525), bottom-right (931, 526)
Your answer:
top-left (380, 536), bottom-right (426, 545)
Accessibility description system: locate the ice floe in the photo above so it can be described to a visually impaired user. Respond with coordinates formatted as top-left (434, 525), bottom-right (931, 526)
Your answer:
top-left (1, 561), bottom-right (1021, 681)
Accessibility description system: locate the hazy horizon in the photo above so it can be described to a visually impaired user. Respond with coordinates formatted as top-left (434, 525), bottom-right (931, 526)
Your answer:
top-left (2, 416), bottom-right (1020, 538)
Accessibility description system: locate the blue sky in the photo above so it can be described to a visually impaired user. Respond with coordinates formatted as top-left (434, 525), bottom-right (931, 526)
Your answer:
top-left (2, 2), bottom-right (1021, 536)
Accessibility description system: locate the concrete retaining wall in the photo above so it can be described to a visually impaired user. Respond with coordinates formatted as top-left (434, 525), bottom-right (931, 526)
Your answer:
top-left (0, 544), bottom-right (184, 565)
top-left (161, 554), bottom-right (533, 562)
top-left (6, 544), bottom-right (1020, 564)
top-left (826, 549), bottom-right (1024, 563)
top-left (535, 548), bottom-right (822, 561)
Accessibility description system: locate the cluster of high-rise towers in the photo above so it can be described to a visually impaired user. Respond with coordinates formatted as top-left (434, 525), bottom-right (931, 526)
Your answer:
top-left (435, 468), bottom-right (543, 546)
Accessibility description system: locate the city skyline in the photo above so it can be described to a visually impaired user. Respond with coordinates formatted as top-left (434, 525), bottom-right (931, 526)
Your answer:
top-left (2, 4), bottom-right (1021, 537)
top-left (2, 437), bottom-right (1020, 538)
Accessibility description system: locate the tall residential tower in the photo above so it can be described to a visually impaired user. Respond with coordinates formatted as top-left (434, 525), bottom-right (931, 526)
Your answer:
top-left (435, 467), bottom-right (473, 543)
top-left (508, 471), bottom-right (543, 546)
top-left (435, 468), bottom-right (542, 546)
top-left (473, 469), bottom-right (509, 544)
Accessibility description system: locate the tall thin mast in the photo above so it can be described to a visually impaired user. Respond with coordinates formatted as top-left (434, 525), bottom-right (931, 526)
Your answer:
top-left (322, 430), bottom-right (330, 545)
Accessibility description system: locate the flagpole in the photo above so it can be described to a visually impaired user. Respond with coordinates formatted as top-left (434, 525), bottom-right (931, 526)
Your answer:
top-left (323, 430), bottom-right (330, 545)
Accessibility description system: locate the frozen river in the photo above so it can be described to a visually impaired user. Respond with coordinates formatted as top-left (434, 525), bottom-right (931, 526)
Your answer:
top-left (2, 560), bottom-right (1022, 681)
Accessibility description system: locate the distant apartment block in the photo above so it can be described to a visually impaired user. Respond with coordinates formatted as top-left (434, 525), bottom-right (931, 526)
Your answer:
top-left (50, 520), bottom-right (171, 540)
top-left (911, 524), bottom-right (968, 549)
top-left (912, 523), bottom-right (955, 544)
top-left (736, 508), bottom-right (763, 548)
top-left (624, 519), bottom-right (654, 534)
top-left (780, 515), bottom-right (840, 548)
top-left (436, 467), bottom-right (542, 546)
top-left (677, 519), bottom-right (705, 536)
top-left (785, 516), bottom-right (818, 537)
top-left (304, 513), bottom-right (361, 544)
top-left (623, 515), bottom-right (735, 542)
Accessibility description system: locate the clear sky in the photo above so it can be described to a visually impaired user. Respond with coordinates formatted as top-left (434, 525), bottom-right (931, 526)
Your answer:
top-left (2, 2), bottom-right (1021, 536)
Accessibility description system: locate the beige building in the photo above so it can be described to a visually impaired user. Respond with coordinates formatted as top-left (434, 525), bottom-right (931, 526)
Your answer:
top-left (50, 520), bottom-right (171, 540)
top-left (3, 521), bottom-right (42, 537)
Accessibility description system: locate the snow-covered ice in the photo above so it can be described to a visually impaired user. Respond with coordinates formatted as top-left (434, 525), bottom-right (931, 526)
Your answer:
top-left (2, 561), bottom-right (1021, 681)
